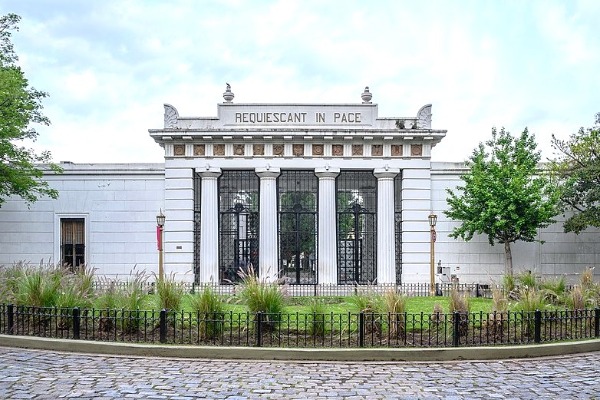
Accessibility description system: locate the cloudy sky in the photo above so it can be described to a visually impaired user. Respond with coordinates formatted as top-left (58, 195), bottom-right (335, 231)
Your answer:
top-left (4, 0), bottom-right (599, 164)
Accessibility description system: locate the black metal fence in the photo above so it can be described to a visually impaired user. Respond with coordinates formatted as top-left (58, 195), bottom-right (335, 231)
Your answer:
top-left (2, 304), bottom-right (598, 348)
top-left (90, 282), bottom-right (497, 299)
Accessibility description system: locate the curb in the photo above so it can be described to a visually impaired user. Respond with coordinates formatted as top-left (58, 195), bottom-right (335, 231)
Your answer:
top-left (1, 334), bottom-right (599, 361)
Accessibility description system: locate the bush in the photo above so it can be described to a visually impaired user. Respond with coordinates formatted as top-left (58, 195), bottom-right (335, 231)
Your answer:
top-left (155, 272), bottom-right (186, 311)
top-left (308, 298), bottom-right (326, 337)
top-left (189, 286), bottom-right (225, 339)
top-left (382, 290), bottom-right (406, 338)
top-left (449, 289), bottom-right (470, 337)
top-left (16, 264), bottom-right (62, 307)
top-left (540, 276), bottom-right (567, 305)
top-left (237, 266), bottom-right (286, 329)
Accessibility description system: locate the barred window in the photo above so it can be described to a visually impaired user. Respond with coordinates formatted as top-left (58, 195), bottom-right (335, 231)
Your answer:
top-left (61, 218), bottom-right (85, 269)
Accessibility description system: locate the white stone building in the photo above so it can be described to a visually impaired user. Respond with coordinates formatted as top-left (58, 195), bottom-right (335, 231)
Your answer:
top-left (0, 87), bottom-right (597, 285)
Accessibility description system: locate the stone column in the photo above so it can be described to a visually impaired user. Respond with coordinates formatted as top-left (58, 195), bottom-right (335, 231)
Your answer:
top-left (315, 167), bottom-right (340, 284)
top-left (256, 167), bottom-right (281, 282)
top-left (198, 167), bottom-right (221, 283)
top-left (374, 168), bottom-right (400, 284)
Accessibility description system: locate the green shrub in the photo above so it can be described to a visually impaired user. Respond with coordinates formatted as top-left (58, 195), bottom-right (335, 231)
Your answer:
top-left (155, 272), bottom-right (186, 311)
top-left (237, 266), bottom-right (286, 329)
top-left (189, 286), bottom-right (225, 340)
top-left (16, 265), bottom-right (62, 307)
top-left (308, 298), bottom-right (326, 336)
top-left (517, 270), bottom-right (538, 289)
top-left (540, 276), bottom-right (566, 305)
top-left (449, 289), bottom-right (470, 337)
top-left (0, 263), bottom-right (23, 304)
top-left (119, 269), bottom-right (149, 333)
top-left (383, 290), bottom-right (406, 337)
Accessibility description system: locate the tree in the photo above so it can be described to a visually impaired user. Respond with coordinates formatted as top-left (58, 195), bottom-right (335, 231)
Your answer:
top-left (445, 127), bottom-right (560, 277)
top-left (0, 13), bottom-right (60, 207)
top-left (550, 113), bottom-right (600, 233)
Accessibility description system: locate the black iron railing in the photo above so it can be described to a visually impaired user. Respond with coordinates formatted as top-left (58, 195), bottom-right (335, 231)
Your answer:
top-left (1, 304), bottom-right (599, 348)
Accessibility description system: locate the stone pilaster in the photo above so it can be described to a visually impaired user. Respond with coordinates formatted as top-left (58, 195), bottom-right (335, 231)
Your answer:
top-left (374, 168), bottom-right (400, 284)
top-left (315, 167), bottom-right (340, 284)
top-left (198, 167), bottom-right (221, 283)
top-left (256, 167), bottom-right (281, 282)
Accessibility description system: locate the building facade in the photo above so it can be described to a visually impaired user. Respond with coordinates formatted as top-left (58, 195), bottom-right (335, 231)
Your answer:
top-left (0, 87), bottom-right (597, 284)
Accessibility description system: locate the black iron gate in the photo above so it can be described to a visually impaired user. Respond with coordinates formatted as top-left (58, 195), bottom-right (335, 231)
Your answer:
top-left (278, 171), bottom-right (318, 284)
top-left (337, 171), bottom-right (377, 284)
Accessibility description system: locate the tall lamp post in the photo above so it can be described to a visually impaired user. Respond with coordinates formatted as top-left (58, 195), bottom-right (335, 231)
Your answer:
top-left (156, 210), bottom-right (166, 281)
top-left (428, 213), bottom-right (437, 296)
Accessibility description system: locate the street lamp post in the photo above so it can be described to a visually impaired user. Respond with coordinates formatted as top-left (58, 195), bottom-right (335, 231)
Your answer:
top-left (428, 213), bottom-right (437, 296)
top-left (156, 210), bottom-right (166, 281)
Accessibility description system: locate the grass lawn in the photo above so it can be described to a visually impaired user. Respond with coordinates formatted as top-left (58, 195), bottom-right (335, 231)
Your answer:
top-left (175, 294), bottom-right (494, 315)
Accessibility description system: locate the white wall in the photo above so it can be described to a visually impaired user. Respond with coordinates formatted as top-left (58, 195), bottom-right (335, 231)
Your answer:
top-left (0, 163), bottom-right (165, 279)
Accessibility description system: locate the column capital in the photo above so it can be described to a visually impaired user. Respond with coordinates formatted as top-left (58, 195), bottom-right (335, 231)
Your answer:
top-left (255, 166), bottom-right (281, 179)
top-left (373, 167), bottom-right (400, 179)
top-left (195, 166), bottom-right (222, 179)
top-left (315, 167), bottom-right (340, 179)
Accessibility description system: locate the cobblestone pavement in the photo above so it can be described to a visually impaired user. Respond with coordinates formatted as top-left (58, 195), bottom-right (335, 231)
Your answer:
top-left (0, 347), bottom-right (599, 399)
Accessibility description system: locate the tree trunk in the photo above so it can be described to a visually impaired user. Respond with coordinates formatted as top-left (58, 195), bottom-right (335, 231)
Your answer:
top-left (504, 241), bottom-right (513, 277)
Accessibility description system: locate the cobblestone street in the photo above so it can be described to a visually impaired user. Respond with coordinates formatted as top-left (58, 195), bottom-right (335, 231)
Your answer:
top-left (0, 347), bottom-right (598, 399)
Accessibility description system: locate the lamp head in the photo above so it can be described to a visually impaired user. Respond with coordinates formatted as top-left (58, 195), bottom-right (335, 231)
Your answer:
top-left (156, 210), bottom-right (166, 227)
top-left (428, 213), bottom-right (437, 228)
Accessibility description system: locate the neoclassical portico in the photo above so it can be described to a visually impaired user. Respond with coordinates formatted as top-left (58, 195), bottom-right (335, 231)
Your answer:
top-left (150, 86), bottom-right (446, 285)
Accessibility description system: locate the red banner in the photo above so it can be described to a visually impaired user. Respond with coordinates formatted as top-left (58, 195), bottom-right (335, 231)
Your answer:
top-left (157, 226), bottom-right (163, 251)
top-left (432, 229), bottom-right (437, 243)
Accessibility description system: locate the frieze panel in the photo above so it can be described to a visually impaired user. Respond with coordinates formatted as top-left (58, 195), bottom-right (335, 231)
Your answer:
top-left (391, 144), bottom-right (402, 157)
top-left (253, 144), bottom-right (265, 156)
top-left (332, 144), bottom-right (344, 157)
top-left (371, 145), bottom-right (383, 156)
top-left (174, 144), bottom-right (185, 156)
top-left (411, 144), bottom-right (422, 157)
top-left (214, 144), bottom-right (225, 156)
top-left (312, 144), bottom-right (324, 156)
top-left (352, 144), bottom-right (363, 156)
top-left (293, 144), bottom-right (304, 156)
top-left (194, 144), bottom-right (205, 156)
top-left (273, 144), bottom-right (284, 156)
top-left (234, 144), bottom-right (244, 156)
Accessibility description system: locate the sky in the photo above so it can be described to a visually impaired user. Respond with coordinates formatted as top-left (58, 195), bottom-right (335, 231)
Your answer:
top-left (3, 0), bottom-right (599, 164)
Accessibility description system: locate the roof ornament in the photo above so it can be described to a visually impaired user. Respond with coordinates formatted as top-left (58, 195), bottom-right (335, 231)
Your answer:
top-left (164, 104), bottom-right (179, 129)
top-left (416, 104), bottom-right (432, 129)
top-left (361, 86), bottom-right (372, 104)
top-left (223, 83), bottom-right (234, 102)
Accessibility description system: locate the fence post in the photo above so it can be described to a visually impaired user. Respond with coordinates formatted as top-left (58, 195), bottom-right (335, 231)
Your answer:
top-left (475, 283), bottom-right (480, 298)
top-left (594, 308), bottom-right (600, 338)
top-left (452, 311), bottom-right (460, 347)
top-left (256, 312), bottom-right (263, 347)
top-left (359, 312), bottom-right (365, 348)
top-left (534, 310), bottom-right (542, 343)
top-left (73, 307), bottom-right (81, 340)
top-left (159, 309), bottom-right (167, 344)
top-left (7, 304), bottom-right (14, 335)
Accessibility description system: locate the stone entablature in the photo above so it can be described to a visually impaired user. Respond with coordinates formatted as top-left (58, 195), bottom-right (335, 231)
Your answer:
top-left (149, 86), bottom-right (446, 160)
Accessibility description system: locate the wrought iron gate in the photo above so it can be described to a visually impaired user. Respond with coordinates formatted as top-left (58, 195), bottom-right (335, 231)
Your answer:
top-left (278, 171), bottom-right (318, 284)
top-left (337, 171), bottom-right (377, 284)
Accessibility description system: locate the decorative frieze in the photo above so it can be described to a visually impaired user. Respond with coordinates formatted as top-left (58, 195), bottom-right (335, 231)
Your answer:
top-left (411, 144), bottom-right (422, 157)
top-left (253, 144), bottom-right (264, 156)
top-left (273, 144), bottom-right (284, 156)
top-left (174, 144), bottom-right (185, 156)
top-left (293, 144), bottom-right (304, 156)
top-left (352, 144), bottom-right (363, 156)
top-left (332, 144), bottom-right (343, 157)
top-left (214, 144), bottom-right (225, 156)
top-left (234, 144), bottom-right (244, 156)
top-left (194, 144), bottom-right (205, 156)
top-left (312, 144), bottom-right (324, 156)
top-left (392, 144), bottom-right (402, 157)
top-left (372, 145), bottom-right (383, 156)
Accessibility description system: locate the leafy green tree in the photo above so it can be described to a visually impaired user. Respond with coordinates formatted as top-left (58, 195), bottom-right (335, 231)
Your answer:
top-left (0, 13), bottom-right (60, 207)
top-left (550, 113), bottom-right (600, 233)
top-left (445, 127), bottom-right (560, 277)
